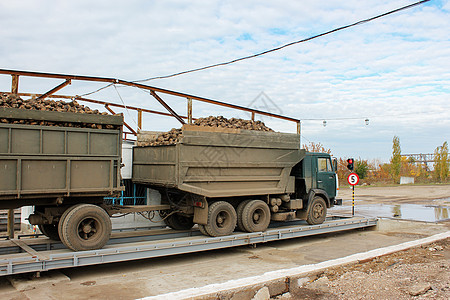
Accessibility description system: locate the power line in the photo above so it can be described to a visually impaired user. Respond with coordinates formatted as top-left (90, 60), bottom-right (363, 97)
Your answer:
top-left (113, 84), bottom-right (140, 130)
top-left (79, 83), bottom-right (114, 97)
top-left (133, 0), bottom-right (430, 83)
top-left (302, 109), bottom-right (446, 121)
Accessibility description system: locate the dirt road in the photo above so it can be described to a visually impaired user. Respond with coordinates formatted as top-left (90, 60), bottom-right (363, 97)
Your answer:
top-left (338, 184), bottom-right (450, 205)
top-left (278, 238), bottom-right (449, 299)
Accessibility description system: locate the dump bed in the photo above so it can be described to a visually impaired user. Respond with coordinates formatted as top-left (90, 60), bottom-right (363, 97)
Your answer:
top-left (0, 107), bottom-right (123, 201)
top-left (132, 126), bottom-right (305, 198)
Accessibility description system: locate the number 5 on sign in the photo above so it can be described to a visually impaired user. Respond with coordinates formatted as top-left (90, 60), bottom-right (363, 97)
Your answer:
top-left (347, 173), bottom-right (359, 186)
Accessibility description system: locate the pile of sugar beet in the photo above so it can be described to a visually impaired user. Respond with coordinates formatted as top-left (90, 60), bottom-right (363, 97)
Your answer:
top-left (139, 115), bottom-right (274, 146)
top-left (0, 93), bottom-right (116, 129)
top-left (0, 94), bottom-right (274, 138)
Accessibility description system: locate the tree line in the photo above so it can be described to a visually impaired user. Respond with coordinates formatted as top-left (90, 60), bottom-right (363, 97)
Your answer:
top-left (302, 138), bottom-right (449, 185)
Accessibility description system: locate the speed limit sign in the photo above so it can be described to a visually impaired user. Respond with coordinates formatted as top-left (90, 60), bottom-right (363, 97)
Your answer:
top-left (347, 173), bottom-right (360, 186)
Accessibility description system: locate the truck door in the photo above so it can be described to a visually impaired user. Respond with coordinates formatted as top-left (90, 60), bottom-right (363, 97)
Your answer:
top-left (316, 156), bottom-right (336, 199)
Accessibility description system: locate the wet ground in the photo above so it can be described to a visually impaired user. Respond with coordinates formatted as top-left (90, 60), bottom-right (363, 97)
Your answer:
top-left (330, 201), bottom-right (450, 222)
top-left (335, 184), bottom-right (450, 222)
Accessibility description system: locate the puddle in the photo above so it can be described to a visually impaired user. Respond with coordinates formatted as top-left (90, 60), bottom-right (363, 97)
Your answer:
top-left (330, 203), bottom-right (450, 222)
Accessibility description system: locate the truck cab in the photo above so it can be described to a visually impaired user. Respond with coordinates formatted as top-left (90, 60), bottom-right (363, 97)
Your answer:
top-left (291, 152), bottom-right (339, 211)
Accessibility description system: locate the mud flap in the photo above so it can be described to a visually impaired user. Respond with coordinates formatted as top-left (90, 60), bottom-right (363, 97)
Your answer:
top-left (193, 201), bottom-right (208, 225)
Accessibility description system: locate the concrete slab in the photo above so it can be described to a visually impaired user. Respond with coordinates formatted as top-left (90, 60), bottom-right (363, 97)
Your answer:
top-left (142, 231), bottom-right (449, 299)
top-left (7, 270), bottom-right (70, 292)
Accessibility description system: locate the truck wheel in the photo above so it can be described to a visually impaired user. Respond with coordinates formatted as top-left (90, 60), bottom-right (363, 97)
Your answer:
top-left (38, 224), bottom-right (60, 241)
top-left (59, 204), bottom-right (112, 251)
top-left (58, 205), bottom-right (80, 246)
top-left (164, 213), bottom-right (194, 230)
top-left (242, 200), bottom-right (271, 233)
top-left (306, 196), bottom-right (327, 225)
top-left (236, 200), bottom-right (252, 231)
top-left (198, 224), bottom-right (208, 236)
top-left (204, 201), bottom-right (237, 237)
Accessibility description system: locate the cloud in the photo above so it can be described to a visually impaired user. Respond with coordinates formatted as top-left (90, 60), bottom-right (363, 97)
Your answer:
top-left (0, 0), bottom-right (449, 161)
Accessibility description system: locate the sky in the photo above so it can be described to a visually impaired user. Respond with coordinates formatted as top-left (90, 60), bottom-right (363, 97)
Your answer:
top-left (1, 0), bottom-right (449, 162)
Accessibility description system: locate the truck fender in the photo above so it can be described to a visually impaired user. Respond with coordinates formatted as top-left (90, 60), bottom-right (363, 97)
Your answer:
top-left (297, 189), bottom-right (331, 220)
top-left (309, 189), bottom-right (331, 208)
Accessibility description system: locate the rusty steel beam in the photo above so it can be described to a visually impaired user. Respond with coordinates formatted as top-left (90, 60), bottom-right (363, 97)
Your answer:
top-left (11, 75), bottom-right (19, 94)
top-left (137, 110), bottom-right (142, 132)
top-left (0, 69), bottom-right (300, 123)
top-left (35, 79), bottom-right (71, 101)
top-left (150, 91), bottom-right (185, 125)
top-left (187, 98), bottom-right (193, 125)
top-left (126, 80), bottom-right (299, 123)
top-left (0, 68), bottom-right (117, 84)
top-left (104, 104), bottom-right (137, 135)
top-left (76, 96), bottom-right (189, 120)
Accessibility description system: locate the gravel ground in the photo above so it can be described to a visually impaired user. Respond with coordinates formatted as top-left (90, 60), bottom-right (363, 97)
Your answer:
top-left (275, 238), bottom-right (449, 299)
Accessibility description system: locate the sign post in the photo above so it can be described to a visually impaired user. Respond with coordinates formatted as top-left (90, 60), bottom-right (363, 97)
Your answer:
top-left (347, 173), bottom-right (360, 216)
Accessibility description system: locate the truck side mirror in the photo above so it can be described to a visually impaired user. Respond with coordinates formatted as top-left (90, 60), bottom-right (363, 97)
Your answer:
top-left (332, 158), bottom-right (338, 172)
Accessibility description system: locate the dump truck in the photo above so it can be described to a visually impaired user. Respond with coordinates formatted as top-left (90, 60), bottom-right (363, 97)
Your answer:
top-left (133, 125), bottom-right (340, 237)
top-left (0, 108), bottom-right (340, 251)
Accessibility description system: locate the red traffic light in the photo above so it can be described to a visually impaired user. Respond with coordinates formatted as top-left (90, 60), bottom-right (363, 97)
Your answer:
top-left (347, 158), bottom-right (354, 170)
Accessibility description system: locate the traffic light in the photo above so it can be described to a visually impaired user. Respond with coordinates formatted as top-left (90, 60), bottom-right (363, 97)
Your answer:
top-left (347, 158), bottom-right (354, 171)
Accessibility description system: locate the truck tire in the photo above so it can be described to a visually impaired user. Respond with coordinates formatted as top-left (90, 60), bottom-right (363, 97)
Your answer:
top-left (204, 201), bottom-right (237, 237)
top-left (306, 196), bottom-right (327, 225)
top-left (241, 200), bottom-right (271, 233)
top-left (38, 224), bottom-right (60, 241)
top-left (236, 199), bottom-right (252, 232)
top-left (198, 224), bottom-right (208, 236)
top-left (58, 205), bottom-right (80, 246)
top-left (59, 204), bottom-right (112, 251)
top-left (164, 213), bottom-right (194, 230)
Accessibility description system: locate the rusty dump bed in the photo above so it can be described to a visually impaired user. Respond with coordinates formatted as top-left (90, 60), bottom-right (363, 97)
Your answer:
top-left (132, 126), bottom-right (305, 198)
top-left (0, 108), bottom-right (123, 202)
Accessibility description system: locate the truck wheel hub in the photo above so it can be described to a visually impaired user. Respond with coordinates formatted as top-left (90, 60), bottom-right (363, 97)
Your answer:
top-left (313, 205), bottom-right (324, 217)
top-left (80, 219), bottom-right (96, 235)
top-left (83, 225), bottom-right (92, 233)
top-left (253, 213), bottom-right (260, 222)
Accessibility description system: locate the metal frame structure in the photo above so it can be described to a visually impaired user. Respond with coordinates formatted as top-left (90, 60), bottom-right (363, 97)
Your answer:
top-left (0, 216), bottom-right (377, 276)
top-left (0, 68), bottom-right (302, 138)
top-left (402, 153), bottom-right (435, 171)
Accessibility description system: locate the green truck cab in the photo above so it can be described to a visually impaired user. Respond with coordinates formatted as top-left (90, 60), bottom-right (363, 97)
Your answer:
top-left (291, 152), bottom-right (341, 224)
top-left (292, 152), bottom-right (338, 207)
